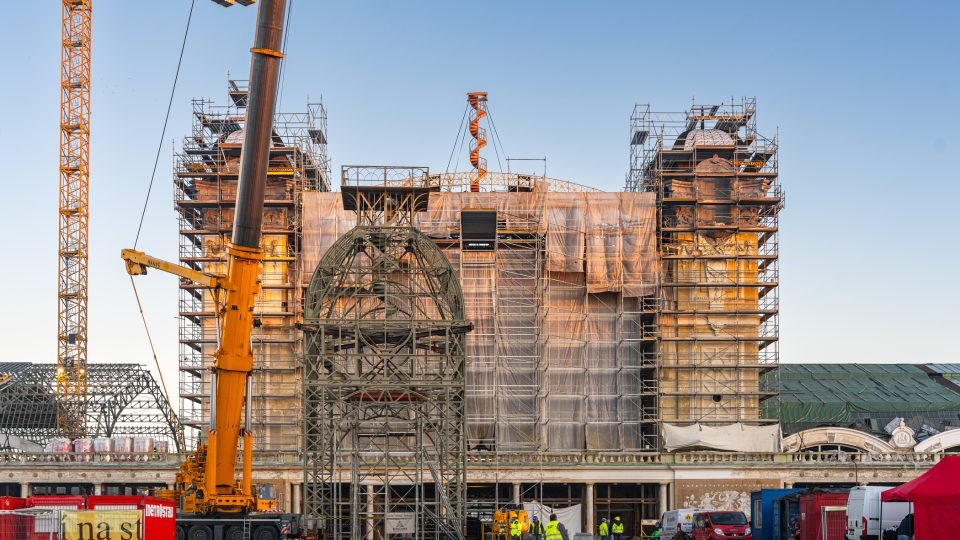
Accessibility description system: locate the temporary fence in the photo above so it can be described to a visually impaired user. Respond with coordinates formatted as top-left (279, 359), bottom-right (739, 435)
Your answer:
top-left (0, 496), bottom-right (176, 540)
top-left (819, 506), bottom-right (847, 540)
top-left (0, 508), bottom-right (147, 540)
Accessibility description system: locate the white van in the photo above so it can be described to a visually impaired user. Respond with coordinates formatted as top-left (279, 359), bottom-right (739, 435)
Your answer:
top-left (659, 508), bottom-right (701, 540)
top-left (845, 486), bottom-right (911, 540)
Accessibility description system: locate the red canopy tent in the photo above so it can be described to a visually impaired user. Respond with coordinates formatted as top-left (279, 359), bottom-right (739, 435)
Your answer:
top-left (882, 455), bottom-right (960, 539)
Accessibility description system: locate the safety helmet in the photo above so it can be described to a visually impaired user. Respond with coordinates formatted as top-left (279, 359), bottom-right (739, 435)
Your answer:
top-left (533, 516), bottom-right (540, 521)
top-left (614, 516), bottom-right (621, 521)
top-left (602, 518), bottom-right (607, 522)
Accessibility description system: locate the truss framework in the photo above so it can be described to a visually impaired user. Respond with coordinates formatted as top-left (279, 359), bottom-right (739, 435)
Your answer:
top-left (57, 0), bottom-right (92, 437)
top-left (0, 363), bottom-right (183, 452)
top-left (303, 166), bottom-right (468, 540)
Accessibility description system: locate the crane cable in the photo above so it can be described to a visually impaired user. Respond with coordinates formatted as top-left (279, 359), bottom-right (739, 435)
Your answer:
top-left (133, 0), bottom-right (196, 249)
top-left (128, 0), bottom-right (196, 434)
top-left (445, 104), bottom-right (469, 173)
top-left (128, 276), bottom-right (185, 452)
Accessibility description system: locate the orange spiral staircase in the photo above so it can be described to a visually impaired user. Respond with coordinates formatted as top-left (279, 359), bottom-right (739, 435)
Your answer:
top-left (467, 92), bottom-right (488, 192)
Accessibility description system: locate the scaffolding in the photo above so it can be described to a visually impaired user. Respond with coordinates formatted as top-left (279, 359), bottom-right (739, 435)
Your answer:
top-left (302, 172), bottom-right (661, 455)
top-left (302, 166), bottom-right (470, 540)
top-left (175, 79), bottom-right (330, 450)
top-left (625, 98), bottom-right (781, 430)
top-left (0, 363), bottom-right (182, 452)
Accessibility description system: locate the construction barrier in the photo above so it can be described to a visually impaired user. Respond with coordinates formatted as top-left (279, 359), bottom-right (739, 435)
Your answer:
top-left (61, 510), bottom-right (142, 540)
top-left (0, 496), bottom-right (175, 540)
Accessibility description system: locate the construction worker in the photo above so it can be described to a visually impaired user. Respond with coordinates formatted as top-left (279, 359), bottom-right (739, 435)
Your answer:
top-left (599, 517), bottom-right (610, 540)
top-left (530, 515), bottom-right (546, 540)
top-left (545, 514), bottom-right (569, 540)
top-left (611, 516), bottom-right (624, 540)
top-left (510, 516), bottom-right (523, 540)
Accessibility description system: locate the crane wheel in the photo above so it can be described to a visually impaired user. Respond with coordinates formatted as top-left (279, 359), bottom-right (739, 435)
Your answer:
top-left (225, 525), bottom-right (246, 540)
top-left (253, 525), bottom-right (280, 540)
top-left (187, 524), bottom-right (213, 540)
top-left (175, 525), bottom-right (186, 540)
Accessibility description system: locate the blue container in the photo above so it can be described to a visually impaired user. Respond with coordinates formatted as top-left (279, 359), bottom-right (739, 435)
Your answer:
top-left (750, 489), bottom-right (802, 540)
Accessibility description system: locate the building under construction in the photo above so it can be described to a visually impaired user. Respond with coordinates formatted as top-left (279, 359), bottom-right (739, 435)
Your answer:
top-left (625, 98), bottom-right (781, 451)
top-left (174, 80), bottom-right (330, 450)
top-left (167, 94), bottom-right (780, 529)
top-left (8, 89), bottom-right (960, 538)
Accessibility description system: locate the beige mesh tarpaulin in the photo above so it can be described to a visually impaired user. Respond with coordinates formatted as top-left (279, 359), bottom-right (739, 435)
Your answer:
top-left (585, 193), bottom-right (622, 293)
top-left (620, 192), bottom-right (657, 297)
top-left (662, 422), bottom-right (781, 452)
top-left (302, 190), bottom-right (657, 452)
top-left (301, 194), bottom-right (354, 285)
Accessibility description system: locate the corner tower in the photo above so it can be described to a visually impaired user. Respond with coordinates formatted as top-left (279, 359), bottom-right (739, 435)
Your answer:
top-left (627, 99), bottom-right (781, 450)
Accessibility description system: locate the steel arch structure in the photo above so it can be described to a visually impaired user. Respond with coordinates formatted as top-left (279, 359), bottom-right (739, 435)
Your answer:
top-left (302, 167), bottom-right (469, 540)
top-left (0, 363), bottom-right (183, 452)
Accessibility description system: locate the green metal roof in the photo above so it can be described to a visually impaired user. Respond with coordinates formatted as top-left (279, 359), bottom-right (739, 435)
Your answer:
top-left (923, 364), bottom-right (960, 378)
top-left (763, 364), bottom-right (960, 428)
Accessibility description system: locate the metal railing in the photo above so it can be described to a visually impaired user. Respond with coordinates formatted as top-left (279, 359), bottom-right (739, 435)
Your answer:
top-left (0, 450), bottom-right (953, 467)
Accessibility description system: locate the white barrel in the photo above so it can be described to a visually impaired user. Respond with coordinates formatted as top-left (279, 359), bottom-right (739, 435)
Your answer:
top-left (93, 437), bottom-right (113, 452)
top-left (74, 438), bottom-right (94, 462)
top-left (133, 437), bottom-right (154, 461)
top-left (113, 437), bottom-right (133, 460)
top-left (154, 440), bottom-right (169, 454)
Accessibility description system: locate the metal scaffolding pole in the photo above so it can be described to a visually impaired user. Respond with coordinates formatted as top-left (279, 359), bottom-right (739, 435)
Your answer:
top-left (303, 166), bottom-right (469, 540)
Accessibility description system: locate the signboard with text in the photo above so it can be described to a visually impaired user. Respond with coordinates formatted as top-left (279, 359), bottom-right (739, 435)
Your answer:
top-left (386, 512), bottom-right (417, 536)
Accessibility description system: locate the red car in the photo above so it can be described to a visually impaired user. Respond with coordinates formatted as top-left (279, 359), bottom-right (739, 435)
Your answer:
top-left (691, 511), bottom-right (752, 540)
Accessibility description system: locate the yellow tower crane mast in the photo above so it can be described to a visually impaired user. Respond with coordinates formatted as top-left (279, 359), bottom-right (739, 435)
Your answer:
top-left (57, 0), bottom-right (92, 437)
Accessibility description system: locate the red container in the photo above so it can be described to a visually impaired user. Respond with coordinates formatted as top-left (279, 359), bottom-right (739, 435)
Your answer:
top-left (25, 495), bottom-right (84, 540)
top-left (85, 495), bottom-right (142, 510)
top-left (0, 497), bottom-right (29, 540)
top-left (799, 492), bottom-right (848, 540)
top-left (86, 495), bottom-right (176, 539)
top-left (0, 497), bottom-right (25, 511)
top-left (26, 495), bottom-right (85, 509)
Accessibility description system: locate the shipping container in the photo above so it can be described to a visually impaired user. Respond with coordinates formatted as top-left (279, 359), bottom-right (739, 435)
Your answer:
top-left (26, 495), bottom-right (84, 540)
top-left (86, 495), bottom-right (176, 539)
top-left (750, 489), bottom-right (801, 540)
top-left (0, 497), bottom-right (28, 540)
top-left (0, 498), bottom-right (25, 511)
top-left (799, 492), bottom-right (848, 540)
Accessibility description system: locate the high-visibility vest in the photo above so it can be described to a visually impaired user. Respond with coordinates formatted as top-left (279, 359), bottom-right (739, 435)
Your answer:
top-left (612, 522), bottom-right (624, 534)
top-left (511, 520), bottom-right (522, 537)
top-left (545, 520), bottom-right (563, 540)
top-left (599, 522), bottom-right (609, 536)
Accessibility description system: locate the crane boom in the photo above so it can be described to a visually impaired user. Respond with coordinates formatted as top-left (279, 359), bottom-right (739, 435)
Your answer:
top-left (122, 0), bottom-right (288, 518)
top-left (206, 0), bottom-right (286, 510)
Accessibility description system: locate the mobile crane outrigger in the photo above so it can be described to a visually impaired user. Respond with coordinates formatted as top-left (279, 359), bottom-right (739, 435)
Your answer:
top-left (121, 0), bottom-right (302, 538)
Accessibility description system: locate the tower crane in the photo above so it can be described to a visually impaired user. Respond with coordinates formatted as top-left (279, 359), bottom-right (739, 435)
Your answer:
top-left (121, 0), bottom-right (304, 538)
top-left (57, 0), bottom-right (92, 437)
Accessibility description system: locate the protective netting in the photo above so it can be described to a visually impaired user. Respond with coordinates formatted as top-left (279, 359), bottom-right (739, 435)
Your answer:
top-left (303, 191), bottom-right (657, 451)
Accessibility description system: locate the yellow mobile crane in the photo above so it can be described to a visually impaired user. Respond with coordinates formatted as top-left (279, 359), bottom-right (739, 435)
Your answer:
top-left (121, 1), bottom-right (303, 538)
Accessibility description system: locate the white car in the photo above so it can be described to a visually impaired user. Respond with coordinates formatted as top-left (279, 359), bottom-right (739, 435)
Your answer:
top-left (845, 486), bottom-right (910, 540)
top-left (659, 508), bottom-right (702, 540)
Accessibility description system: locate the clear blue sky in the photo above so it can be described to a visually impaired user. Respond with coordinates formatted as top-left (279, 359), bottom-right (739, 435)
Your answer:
top-left (0, 1), bottom-right (957, 399)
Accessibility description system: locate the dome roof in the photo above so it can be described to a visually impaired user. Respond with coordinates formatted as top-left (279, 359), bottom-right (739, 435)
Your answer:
top-left (677, 128), bottom-right (734, 150)
top-left (223, 128), bottom-right (277, 146)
